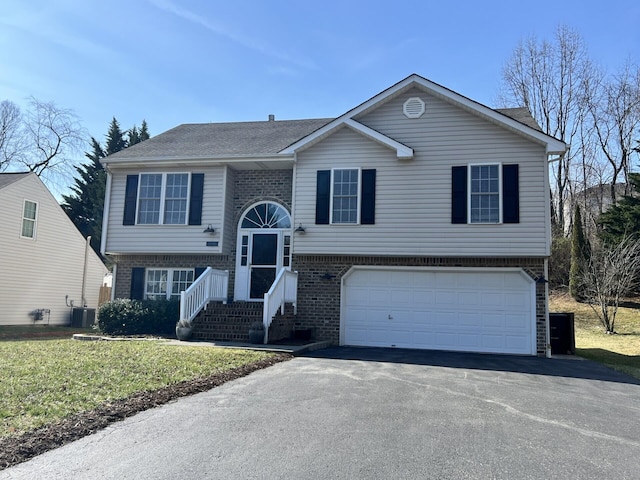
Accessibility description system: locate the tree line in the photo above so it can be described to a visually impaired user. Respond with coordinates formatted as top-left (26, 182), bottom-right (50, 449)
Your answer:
top-left (498, 24), bottom-right (640, 234)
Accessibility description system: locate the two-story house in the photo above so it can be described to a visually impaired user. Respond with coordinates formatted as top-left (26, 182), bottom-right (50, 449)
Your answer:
top-left (101, 74), bottom-right (566, 356)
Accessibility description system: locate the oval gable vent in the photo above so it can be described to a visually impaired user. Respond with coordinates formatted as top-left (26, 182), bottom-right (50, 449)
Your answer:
top-left (403, 97), bottom-right (425, 119)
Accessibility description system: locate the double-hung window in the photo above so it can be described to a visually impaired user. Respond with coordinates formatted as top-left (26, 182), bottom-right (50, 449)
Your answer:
top-left (315, 168), bottom-right (376, 225)
top-left (451, 163), bottom-right (519, 225)
top-left (21, 200), bottom-right (38, 239)
top-left (469, 164), bottom-right (500, 223)
top-left (137, 173), bottom-right (189, 225)
top-left (331, 168), bottom-right (360, 224)
top-left (145, 268), bottom-right (195, 300)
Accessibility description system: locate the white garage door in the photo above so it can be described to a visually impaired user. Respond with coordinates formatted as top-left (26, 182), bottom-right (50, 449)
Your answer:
top-left (342, 267), bottom-right (536, 355)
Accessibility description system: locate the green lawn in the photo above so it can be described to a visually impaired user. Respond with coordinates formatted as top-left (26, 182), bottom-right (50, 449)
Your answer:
top-left (550, 291), bottom-right (640, 379)
top-left (0, 338), bottom-right (275, 438)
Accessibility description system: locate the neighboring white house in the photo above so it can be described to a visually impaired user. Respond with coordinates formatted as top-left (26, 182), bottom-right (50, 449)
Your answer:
top-left (101, 74), bottom-right (566, 356)
top-left (0, 172), bottom-right (108, 325)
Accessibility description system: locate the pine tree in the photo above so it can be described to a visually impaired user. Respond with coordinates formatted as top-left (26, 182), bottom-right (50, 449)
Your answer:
top-left (599, 172), bottom-right (640, 245)
top-left (62, 118), bottom-right (149, 257)
top-left (569, 205), bottom-right (589, 300)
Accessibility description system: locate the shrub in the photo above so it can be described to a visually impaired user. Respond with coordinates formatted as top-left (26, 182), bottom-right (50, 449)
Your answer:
top-left (141, 298), bottom-right (180, 335)
top-left (97, 299), bottom-right (147, 335)
top-left (97, 298), bottom-right (179, 336)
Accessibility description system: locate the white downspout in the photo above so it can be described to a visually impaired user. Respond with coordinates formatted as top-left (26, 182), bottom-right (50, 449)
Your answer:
top-left (82, 235), bottom-right (91, 307)
top-left (544, 258), bottom-right (551, 358)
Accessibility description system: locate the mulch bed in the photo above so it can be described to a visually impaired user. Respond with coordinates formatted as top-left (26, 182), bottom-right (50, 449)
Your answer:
top-left (0, 353), bottom-right (291, 471)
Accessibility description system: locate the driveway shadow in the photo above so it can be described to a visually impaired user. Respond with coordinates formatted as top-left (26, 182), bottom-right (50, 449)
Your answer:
top-left (301, 346), bottom-right (640, 386)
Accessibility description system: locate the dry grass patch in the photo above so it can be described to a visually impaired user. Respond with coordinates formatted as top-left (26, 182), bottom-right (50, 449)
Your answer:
top-left (550, 291), bottom-right (640, 379)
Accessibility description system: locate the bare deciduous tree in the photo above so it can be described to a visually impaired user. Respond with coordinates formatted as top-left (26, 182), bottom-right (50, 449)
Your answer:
top-left (0, 100), bottom-right (24, 172)
top-left (581, 236), bottom-right (640, 333)
top-left (586, 61), bottom-right (640, 204)
top-left (0, 97), bottom-right (86, 189)
top-left (499, 25), bottom-right (594, 232)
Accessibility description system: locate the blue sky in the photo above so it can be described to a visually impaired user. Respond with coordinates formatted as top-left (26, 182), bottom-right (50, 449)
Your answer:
top-left (1, 0), bottom-right (639, 158)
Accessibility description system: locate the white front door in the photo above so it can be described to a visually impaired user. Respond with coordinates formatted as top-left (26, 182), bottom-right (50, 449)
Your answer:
top-left (234, 202), bottom-right (292, 301)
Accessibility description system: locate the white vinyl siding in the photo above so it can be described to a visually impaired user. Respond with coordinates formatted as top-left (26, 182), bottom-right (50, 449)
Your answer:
top-left (21, 200), bottom-right (38, 239)
top-left (104, 166), bottom-right (225, 254)
top-left (293, 88), bottom-right (549, 257)
top-left (0, 174), bottom-right (108, 325)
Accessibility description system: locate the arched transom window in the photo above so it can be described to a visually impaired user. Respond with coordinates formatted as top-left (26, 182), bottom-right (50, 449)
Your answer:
top-left (240, 202), bottom-right (291, 229)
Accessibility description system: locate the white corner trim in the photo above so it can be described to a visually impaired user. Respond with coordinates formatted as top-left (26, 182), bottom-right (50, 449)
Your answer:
top-left (100, 171), bottom-right (112, 256)
top-left (343, 119), bottom-right (414, 159)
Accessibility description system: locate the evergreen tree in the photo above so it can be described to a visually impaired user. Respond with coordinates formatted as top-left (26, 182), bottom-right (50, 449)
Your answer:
top-left (599, 172), bottom-right (640, 245)
top-left (104, 117), bottom-right (127, 155)
top-left (62, 118), bottom-right (149, 257)
top-left (61, 141), bottom-right (106, 255)
top-left (128, 119), bottom-right (150, 146)
top-left (569, 205), bottom-right (590, 300)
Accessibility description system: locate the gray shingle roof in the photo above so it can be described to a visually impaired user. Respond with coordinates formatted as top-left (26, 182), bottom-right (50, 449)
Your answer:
top-left (104, 118), bottom-right (333, 161)
top-left (0, 172), bottom-right (31, 190)
top-left (102, 106), bottom-right (541, 164)
top-left (495, 107), bottom-right (542, 131)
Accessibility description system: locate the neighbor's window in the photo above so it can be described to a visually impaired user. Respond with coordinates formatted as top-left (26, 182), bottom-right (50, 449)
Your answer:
top-left (137, 173), bottom-right (189, 225)
top-left (470, 164), bottom-right (500, 223)
top-left (331, 168), bottom-right (360, 224)
top-left (145, 268), bottom-right (195, 300)
top-left (21, 200), bottom-right (38, 239)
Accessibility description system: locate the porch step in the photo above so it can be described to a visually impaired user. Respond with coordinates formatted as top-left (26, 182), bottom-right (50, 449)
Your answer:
top-left (193, 302), bottom-right (262, 342)
top-left (192, 302), bottom-right (297, 343)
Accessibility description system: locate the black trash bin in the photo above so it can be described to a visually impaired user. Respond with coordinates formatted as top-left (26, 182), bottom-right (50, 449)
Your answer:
top-left (549, 312), bottom-right (575, 355)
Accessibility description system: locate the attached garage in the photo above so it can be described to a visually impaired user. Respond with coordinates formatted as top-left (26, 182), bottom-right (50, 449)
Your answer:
top-left (341, 267), bottom-right (536, 355)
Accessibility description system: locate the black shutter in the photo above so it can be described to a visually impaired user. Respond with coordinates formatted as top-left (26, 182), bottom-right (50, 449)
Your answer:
top-left (123, 175), bottom-right (139, 225)
top-left (315, 170), bottom-right (331, 224)
top-left (130, 267), bottom-right (145, 300)
top-left (195, 267), bottom-right (206, 279)
top-left (360, 169), bottom-right (376, 224)
top-left (503, 164), bottom-right (519, 223)
top-left (451, 166), bottom-right (468, 224)
top-left (188, 173), bottom-right (204, 225)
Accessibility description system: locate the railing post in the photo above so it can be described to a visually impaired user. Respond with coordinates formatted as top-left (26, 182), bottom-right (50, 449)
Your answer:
top-left (180, 291), bottom-right (186, 321)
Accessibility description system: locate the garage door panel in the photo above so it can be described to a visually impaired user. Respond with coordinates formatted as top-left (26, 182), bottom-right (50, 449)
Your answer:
top-left (343, 268), bottom-right (535, 355)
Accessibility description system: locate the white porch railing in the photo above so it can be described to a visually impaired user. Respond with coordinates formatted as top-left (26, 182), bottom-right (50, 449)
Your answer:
top-left (179, 268), bottom-right (229, 322)
top-left (263, 269), bottom-right (298, 344)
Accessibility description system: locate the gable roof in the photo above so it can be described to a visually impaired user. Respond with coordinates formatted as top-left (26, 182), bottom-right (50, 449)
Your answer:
top-left (101, 74), bottom-right (565, 167)
top-left (102, 118), bottom-right (332, 165)
top-left (280, 74), bottom-right (566, 156)
top-left (0, 172), bottom-right (32, 190)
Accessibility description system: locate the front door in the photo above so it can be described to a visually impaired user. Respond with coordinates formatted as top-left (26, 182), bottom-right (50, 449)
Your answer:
top-left (249, 233), bottom-right (278, 299)
top-left (234, 202), bottom-right (292, 301)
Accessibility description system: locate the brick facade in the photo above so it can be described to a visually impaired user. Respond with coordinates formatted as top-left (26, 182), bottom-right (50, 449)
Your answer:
top-left (291, 255), bottom-right (548, 356)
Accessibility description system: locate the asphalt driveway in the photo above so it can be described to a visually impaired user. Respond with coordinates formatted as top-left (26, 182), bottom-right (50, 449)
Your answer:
top-left (2, 347), bottom-right (639, 479)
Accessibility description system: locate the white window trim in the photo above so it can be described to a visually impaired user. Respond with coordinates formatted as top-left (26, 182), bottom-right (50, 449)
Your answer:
top-left (329, 167), bottom-right (362, 225)
top-left (468, 162), bottom-right (502, 224)
top-left (145, 268), bottom-right (195, 300)
top-left (20, 199), bottom-right (38, 240)
top-left (136, 172), bottom-right (191, 225)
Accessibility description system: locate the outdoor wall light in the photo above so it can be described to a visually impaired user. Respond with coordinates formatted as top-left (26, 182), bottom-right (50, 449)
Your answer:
top-left (295, 223), bottom-right (306, 233)
top-left (535, 275), bottom-right (548, 284)
top-left (202, 224), bottom-right (215, 234)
